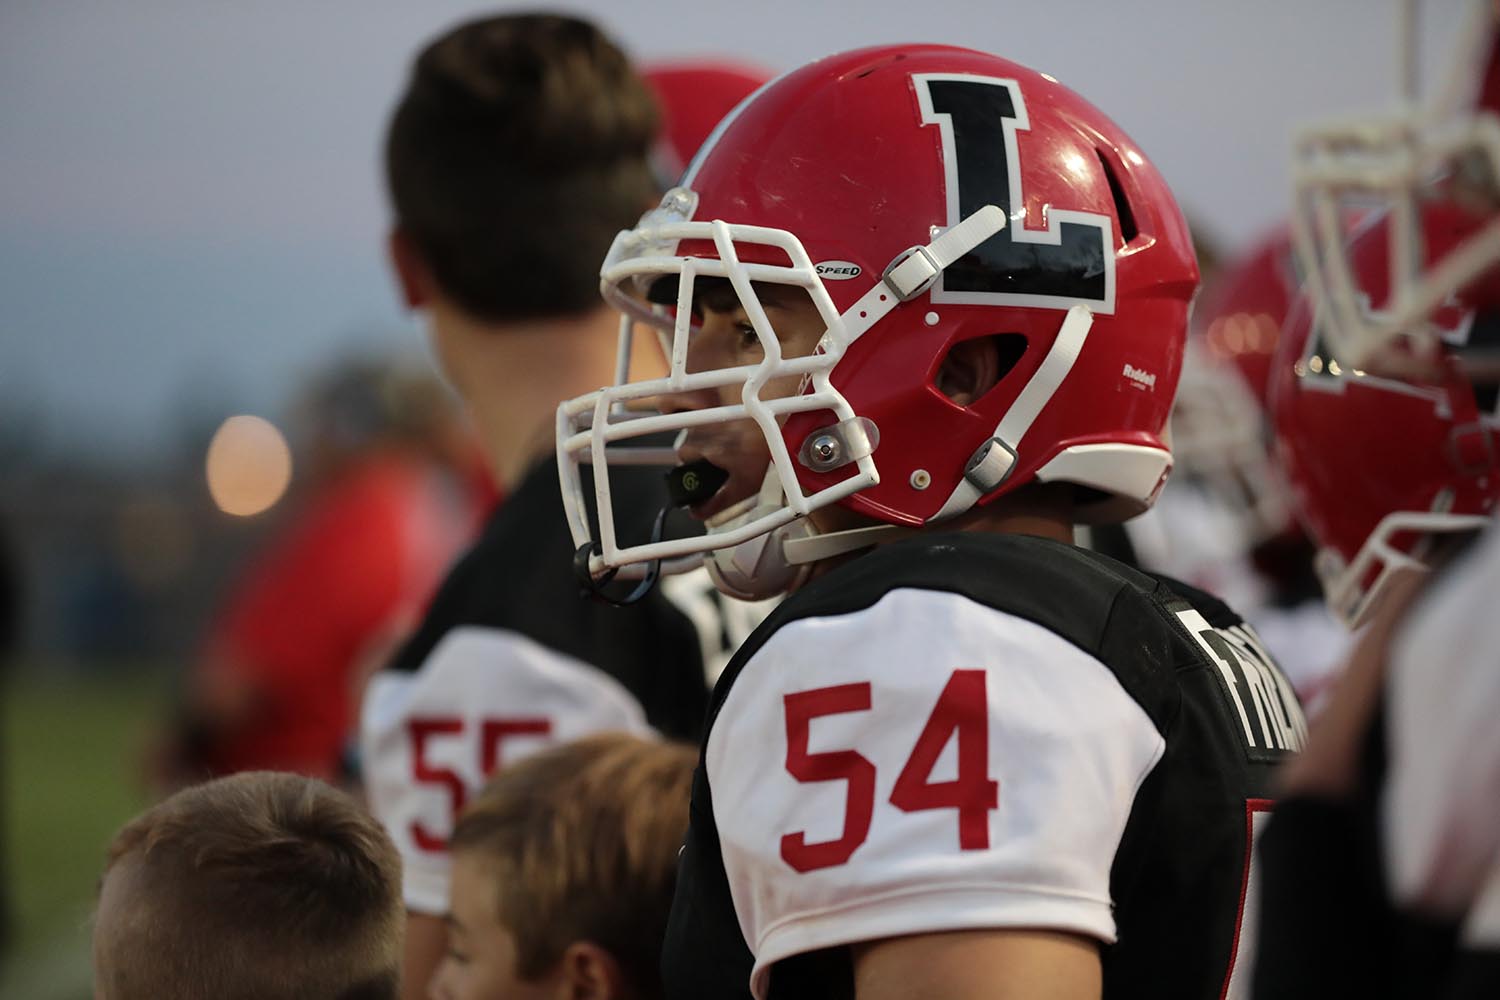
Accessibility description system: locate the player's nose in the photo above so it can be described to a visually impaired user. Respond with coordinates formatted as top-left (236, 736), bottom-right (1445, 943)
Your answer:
top-left (655, 382), bottom-right (723, 417)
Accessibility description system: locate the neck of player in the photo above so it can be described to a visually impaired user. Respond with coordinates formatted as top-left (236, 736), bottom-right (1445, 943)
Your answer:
top-left (804, 482), bottom-right (1078, 585)
top-left (427, 301), bottom-right (662, 491)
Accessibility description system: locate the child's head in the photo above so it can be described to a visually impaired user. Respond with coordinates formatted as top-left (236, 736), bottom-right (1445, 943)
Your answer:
top-left (431, 733), bottom-right (697, 1000)
top-left (93, 771), bottom-right (403, 1000)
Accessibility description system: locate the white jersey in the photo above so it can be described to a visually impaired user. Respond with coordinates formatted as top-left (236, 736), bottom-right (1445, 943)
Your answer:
top-left (1385, 523), bottom-right (1500, 920)
top-left (357, 461), bottom-right (715, 914)
top-left (361, 627), bottom-right (656, 912)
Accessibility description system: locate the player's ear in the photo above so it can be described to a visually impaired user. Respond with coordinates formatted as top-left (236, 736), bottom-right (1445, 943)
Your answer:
top-left (935, 335), bottom-right (1006, 407)
top-left (555, 940), bottom-right (628, 1000)
top-left (388, 227), bottom-right (431, 310)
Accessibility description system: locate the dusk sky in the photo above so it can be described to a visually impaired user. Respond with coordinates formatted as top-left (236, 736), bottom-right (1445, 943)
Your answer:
top-left (0, 0), bottom-right (1465, 460)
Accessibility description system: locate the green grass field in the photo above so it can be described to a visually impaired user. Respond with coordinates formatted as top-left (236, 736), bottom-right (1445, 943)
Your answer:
top-left (1, 666), bottom-right (169, 1000)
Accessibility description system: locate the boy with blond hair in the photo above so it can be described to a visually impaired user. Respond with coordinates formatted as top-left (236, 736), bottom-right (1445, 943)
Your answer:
top-left (93, 771), bottom-right (403, 1000)
top-left (428, 734), bottom-right (696, 1000)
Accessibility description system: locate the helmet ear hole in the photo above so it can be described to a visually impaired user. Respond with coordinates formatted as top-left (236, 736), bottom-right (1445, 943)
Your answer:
top-left (934, 333), bottom-right (1027, 407)
top-left (1096, 148), bottom-right (1139, 246)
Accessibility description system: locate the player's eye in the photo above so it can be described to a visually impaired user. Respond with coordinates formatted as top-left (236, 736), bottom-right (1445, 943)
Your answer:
top-left (736, 321), bottom-right (761, 351)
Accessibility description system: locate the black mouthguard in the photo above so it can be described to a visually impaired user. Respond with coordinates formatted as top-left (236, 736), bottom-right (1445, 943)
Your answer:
top-left (666, 459), bottom-right (729, 508)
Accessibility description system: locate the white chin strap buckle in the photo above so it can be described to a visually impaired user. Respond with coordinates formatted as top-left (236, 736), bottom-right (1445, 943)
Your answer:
top-left (964, 437), bottom-right (1019, 494)
top-left (883, 244), bottom-right (945, 302)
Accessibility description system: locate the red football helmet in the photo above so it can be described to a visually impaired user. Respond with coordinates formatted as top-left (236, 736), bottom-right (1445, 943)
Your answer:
top-left (1271, 211), bottom-right (1500, 628)
top-left (558, 44), bottom-right (1198, 595)
top-left (1292, 0), bottom-right (1500, 371)
top-left (642, 61), bottom-right (772, 184)
top-left (1171, 227), bottom-right (1297, 544)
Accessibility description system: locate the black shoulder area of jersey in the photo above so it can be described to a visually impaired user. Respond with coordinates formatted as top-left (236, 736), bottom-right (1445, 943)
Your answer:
top-left (383, 457), bottom-right (708, 739)
top-left (712, 532), bottom-right (1214, 735)
top-left (1150, 571), bottom-right (1245, 632)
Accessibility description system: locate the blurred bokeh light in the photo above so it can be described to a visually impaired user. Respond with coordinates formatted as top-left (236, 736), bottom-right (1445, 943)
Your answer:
top-left (205, 415), bottom-right (292, 516)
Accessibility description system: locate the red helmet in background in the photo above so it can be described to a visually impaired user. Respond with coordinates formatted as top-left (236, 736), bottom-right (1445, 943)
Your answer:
top-left (1291, 1), bottom-right (1500, 371)
top-left (1172, 227), bottom-right (1297, 544)
top-left (560, 44), bottom-right (1198, 593)
top-left (642, 62), bottom-right (772, 184)
top-left (1270, 212), bottom-right (1500, 628)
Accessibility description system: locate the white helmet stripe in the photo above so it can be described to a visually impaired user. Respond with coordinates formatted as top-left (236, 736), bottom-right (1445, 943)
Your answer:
top-left (931, 304), bottom-right (1095, 521)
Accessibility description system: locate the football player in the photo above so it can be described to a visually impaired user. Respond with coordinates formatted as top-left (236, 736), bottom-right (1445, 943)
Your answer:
top-left (1256, 259), bottom-right (1497, 1000)
top-left (558, 44), bottom-right (1305, 1000)
top-left (359, 17), bottom-right (764, 999)
top-left (1254, 2), bottom-right (1500, 997)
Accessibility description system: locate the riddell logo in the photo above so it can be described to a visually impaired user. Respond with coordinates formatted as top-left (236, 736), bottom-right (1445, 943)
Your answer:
top-left (815, 261), bottom-right (862, 280)
top-left (1122, 363), bottom-right (1157, 390)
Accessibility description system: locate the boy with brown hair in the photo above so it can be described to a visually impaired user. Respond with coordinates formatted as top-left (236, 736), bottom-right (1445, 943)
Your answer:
top-left (92, 771), bottom-right (403, 1000)
top-left (427, 733), bottom-right (696, 1000)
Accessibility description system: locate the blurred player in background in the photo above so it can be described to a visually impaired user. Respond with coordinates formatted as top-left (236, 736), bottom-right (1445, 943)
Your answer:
top-left (93, 771), bottom-right (403, 1000)
top-left (428, 733), bottom-right (695, 1000)
top-left (1255, 3), bottom-right (1500, 996)
top-left (153, 358), bottom-right (482, 791)
top-left (1140, 229), bottom-right (1292, 613)
top-left (1257, 234), bottom-right (1500, 1000)
top-left (559, 44), bottom-right (1304, 999)
top-left (359, 15), bottom-right (766, 999)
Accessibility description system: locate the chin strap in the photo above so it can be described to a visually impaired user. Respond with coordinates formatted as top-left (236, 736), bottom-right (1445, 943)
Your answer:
top-left (782, 524), bottom-right (913, 565)
top-left (708, 492), bottom-right (913, 600)
top-left (931, 304), bottom-right (1096, 521)
top-left (885, 205), bottom-right (1011, 300)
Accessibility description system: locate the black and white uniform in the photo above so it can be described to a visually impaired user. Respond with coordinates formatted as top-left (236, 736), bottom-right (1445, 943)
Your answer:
top-left (664, 532), bottom-right (1306, 1000)
top-left (360, 459), bottom-right (714, 915)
